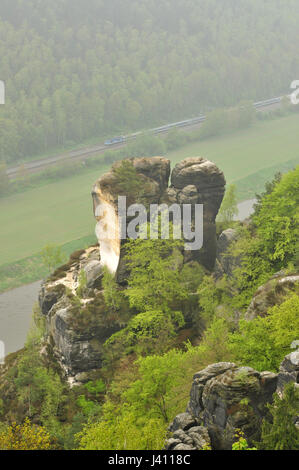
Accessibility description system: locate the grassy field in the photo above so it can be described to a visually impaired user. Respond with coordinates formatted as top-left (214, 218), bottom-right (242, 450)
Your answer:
top-left (0, 165), bottom-right (109, 266)
top-left (167, 113), bottom-right (299, 186)
top-left (0, 112), bottom-right (299, 291)
top-left (0, 234), bottom-right (97, 293)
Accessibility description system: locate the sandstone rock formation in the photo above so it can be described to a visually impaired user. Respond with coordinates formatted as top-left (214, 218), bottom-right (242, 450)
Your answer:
top-left (165, 361), bottom-right (279, 450)
top-left (214, 228), bottom-right (240, 279)
top-left (165, 425), bottom-right (211, 451)
top-left (245, 272), bottom-right (299, 321)
top-left (92, 157), bottom-right (170, 275)
top-left (277, 350), bottom-right (299, 395)
top-left (39, 246), bottom-right (123, 383)
top-left (39, 156), bottom-right (226, 381)
top-left (92, 156), bottom-right (226, 275)
top-left (164, 157), bottom-right (226, 270)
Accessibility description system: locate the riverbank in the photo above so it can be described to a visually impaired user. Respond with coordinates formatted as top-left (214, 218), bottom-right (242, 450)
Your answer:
top-left (0, 233), bottom-right (97, 295)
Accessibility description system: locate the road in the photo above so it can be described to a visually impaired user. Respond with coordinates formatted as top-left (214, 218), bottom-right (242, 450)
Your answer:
top-left (6, 96), bottom-right (284, 180)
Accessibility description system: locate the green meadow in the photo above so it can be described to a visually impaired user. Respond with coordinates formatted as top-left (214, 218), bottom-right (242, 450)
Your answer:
top-left (167, 113), bottom-right (299, 186)
top-left (0, 167), bottom-right (109, 267)
top-left (0, 112), bottom-right (299, 291)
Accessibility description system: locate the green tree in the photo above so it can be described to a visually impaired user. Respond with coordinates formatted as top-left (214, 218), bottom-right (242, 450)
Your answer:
top-left (200, 109), bottom-right (228, 139)
top-left (232, 430), bottom-right (257, 450)
top-left (102, 267), bottom-right (124, 312)
top-left (125, 237), bottom-right (187, 313)
top-left (229, 293), bottom-right (299, 371)
top-left (41, 244), bottom-right (66, 274)
top-left (0, 418), bottom-right (55, 450)
top-left (252, 167), bottom-right (299, 266)
top-left (78, 410), bottom-right (166, 450)
top-left (0, 162), bottom-right (10, 196)
top-left (112, 160), bottom-right (144, 201)
top-left (258, 384), bottom-right (299, 450)
top-left (217, 184), bottom-right (238, 225)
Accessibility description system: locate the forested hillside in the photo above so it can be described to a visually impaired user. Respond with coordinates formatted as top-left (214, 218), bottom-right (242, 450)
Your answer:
top-left (0, 161), bottom-right (298, 450)
top-left (1, 0), bottom-right (299, 162)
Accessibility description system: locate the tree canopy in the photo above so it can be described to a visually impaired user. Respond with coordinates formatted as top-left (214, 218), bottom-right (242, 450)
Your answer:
top-left (1, 0), bottom-right (299, 162)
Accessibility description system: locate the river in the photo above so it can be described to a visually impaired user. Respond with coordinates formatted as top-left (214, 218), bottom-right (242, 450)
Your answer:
top-left (0, 199), bottom-right (256, 358)
top-left (0, 280), bottom-right (41, 359)
top-left (236, 198), bottom-right (257, 221)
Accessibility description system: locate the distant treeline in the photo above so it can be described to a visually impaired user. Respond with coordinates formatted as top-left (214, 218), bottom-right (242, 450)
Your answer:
top-left (1, 0), bottom-right (299, 163)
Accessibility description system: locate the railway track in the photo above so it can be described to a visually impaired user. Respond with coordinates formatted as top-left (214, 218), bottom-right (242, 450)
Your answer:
top-left (6, 95), bottom-right (285, 180)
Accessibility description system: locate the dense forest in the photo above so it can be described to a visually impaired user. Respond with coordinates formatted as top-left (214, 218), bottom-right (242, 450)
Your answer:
top-left (1, 0), bottom-right (299, 162)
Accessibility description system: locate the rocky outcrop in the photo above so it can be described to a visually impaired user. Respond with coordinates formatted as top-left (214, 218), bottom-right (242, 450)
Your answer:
top-left (214, 228), bottom-right (240, 279)
top-left (92, 157), bottom-right (171, 275)
top-left (163, 157), bottom-right (226, 270)
top-left (245, 272), bottom-right (299, 320)
top-left (39, 245), bottom-right (124, 384)
top-left (40, 156), bottom-right (226, 380)
top-left (277, 350), bottom-right (299, 395)
top-left (165, 426), bottom-right (211, 450)
top-left (165, 361), bottom-right (279, 450)
top-left (92, 156), bottom-right (226, 276)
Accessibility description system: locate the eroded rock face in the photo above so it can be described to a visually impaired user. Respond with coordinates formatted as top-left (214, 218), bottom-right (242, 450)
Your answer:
top-left (92, 157), bottom-right (170, 275)
top-left (92, 156), bottom-right (226, 275)
top-left (214, 228), bottom-right (240, 279)
top-left (165, 426), bottom-right (211, 451)
top-left (39, 246), bottom-right (122, 384)
top-left (166, 362), bottom-right (278, 450)
top-left (245, 272), bottom-right (299, 321)
top-left (277, 351), bottom-right (299, 395)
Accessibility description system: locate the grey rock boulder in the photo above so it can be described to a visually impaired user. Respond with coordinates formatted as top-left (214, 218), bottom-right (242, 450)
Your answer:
top-left (245, 273), bottom-right (299, 320)
top-left (168, 361), bottom-right (278, 450)
top-left (214, 228), bottom-right (240, 279)
top-left (168, 412), bottom-right (198, 432)
top-left (277, 351), bottom-right (299, 395)
top-left (165, 426), bottom-right (210, 450)
top-left (84, 260), bottom-right (103, 288)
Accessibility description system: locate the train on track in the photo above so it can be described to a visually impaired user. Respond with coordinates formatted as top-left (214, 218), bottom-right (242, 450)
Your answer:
top-left (8, 93), bottom-right (291, 178)
top-left (104, 95), bottom-right (286, 146)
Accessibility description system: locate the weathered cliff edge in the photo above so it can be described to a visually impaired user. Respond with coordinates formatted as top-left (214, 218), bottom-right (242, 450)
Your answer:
top-left (92, 156), bottom-right (226, 275)
top-left (165, 352), bottom-right (299, 450)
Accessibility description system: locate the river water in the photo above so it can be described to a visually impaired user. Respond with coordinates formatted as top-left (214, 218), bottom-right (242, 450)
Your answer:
top-left (0, 199), bottom-right (256, 358)
top-left (236, 198), bottom-right (256, 221)
top-left (0, 280), bottom-right (41, 359)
